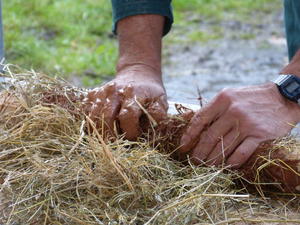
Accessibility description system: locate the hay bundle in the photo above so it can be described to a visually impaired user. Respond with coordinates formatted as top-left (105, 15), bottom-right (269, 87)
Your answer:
top-left (0, 65), bottom-right (300, 224)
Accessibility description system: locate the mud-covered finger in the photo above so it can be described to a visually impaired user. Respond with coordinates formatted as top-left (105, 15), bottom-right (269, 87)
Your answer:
top-left (84, 86), bottom-right (107, 114)
top-left (146, 100), bottom-right (168, 125)
top-left (118, 99), bottom-right (143, 140)
top-left (86, 83), bottom-right (119, 134)
top-left (100, 97), bottom-right (121, 137)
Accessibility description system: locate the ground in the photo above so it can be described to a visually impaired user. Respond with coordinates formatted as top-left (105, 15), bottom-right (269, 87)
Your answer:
top-left (3, 0), bottom-right (291, 127)
top-left (4, 0), bottom-right (283, 89)
top-left (162, 2), bottom-right (287, 104)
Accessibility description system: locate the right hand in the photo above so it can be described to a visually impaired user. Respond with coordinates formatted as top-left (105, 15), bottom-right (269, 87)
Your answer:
top-left (84, 67), bottom-right (168, 140)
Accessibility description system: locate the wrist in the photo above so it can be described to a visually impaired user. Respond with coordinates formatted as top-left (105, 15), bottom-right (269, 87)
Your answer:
top-left (117, 51), bottom-right (162, 79)
top-left (117, 60), bottom-right (161, 77)
top-left (116, 15), bottom-right (164, 83)
top-left (280, 49), bottom-right (300, 77)
top-left (269, 82), bottom-right (300, 123)
top-left (116, 64), bottom-right (163, 84)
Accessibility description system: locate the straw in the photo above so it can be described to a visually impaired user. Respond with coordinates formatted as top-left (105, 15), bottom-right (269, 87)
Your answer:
top-left (0, 65), bottom-right (299, 224)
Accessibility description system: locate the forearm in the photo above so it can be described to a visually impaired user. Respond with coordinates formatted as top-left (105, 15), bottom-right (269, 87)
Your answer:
top-left (278, 49), bottom-right (300, 122)
top-left (116, 15), bottom-right (164, 79)
top-left (281, 49), bottom-right (300, 76)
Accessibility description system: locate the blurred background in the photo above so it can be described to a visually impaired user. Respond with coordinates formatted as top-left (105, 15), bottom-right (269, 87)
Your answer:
top-left (4, 0), bottom-right (285, 103)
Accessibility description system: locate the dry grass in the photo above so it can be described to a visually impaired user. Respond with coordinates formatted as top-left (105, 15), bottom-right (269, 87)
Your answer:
top-left (0, 65), bottom-right (299, 224)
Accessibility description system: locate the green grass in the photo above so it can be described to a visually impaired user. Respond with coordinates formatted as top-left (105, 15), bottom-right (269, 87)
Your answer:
top-left (169, 0), bottom-right (281, 43)
top-left (173, 0), bottom-right (280, 24)
top-left (3, 0), bottom-right (281, 85)
top-left (4, 0), bottom-right (115, 86)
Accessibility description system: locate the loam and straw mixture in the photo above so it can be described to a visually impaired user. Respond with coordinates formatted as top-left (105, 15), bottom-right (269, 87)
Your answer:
top-left (0, 65), bottom-right (300, 224)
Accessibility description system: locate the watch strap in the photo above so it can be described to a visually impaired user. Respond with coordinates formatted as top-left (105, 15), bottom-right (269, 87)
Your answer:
top-left (274, 75), bottom-right (293, 86)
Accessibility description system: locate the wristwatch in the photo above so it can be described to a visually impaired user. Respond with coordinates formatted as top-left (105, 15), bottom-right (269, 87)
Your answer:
top-left (274, 74), bottom-right (300, 104)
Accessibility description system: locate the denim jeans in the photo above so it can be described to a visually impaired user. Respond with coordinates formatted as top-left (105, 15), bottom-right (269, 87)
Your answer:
top-left (285, 0), bottom-right (300, 60)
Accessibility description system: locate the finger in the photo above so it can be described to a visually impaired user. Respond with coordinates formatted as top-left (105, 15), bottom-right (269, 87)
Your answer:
top-left (118, 99), bottom-right (143, 140)
top-left (189, 117), bottom-right (233, 164)
top-left (84, 87), bottom-right (106, 114)
top-left (226, 137), bottom-right (260, 169)
top-left (88, 94), bottom-right (106, 125)
top-left (86, 101), bottom-right (102, 135)
top-left (180, 95), bottom-right (230, 153)
top-left (87, 86), bottom-right (106, 102)
top-left (87, 83), bottom-right (113, 119)
top-left (118, 83), bottom-right (145, 140)
top-left (99, 83), bottom-right (121, 134)
top-left (100, 97), bottom-right (121, 137)
top-left (87, 83), bottom-right (120, 137)
top-left (146, 96), bottom-right (168, 124)
top-left (87, 81), bottom-right (115, 102)
top-left (205, 128), bottom-right (242, 166)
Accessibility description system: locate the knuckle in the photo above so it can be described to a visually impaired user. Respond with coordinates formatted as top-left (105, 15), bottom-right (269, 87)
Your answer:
top-left (218, 88), bottom-right (234, 101)
top-left (255, 126), bottom-right (271, 136)
top-left (118, 108), bottom-right (129, 119)
top-left (93, 86), bottom-right (105, 93)
top-left (86, 90), bottom-right (96, 100)
top-left (105, 82), bottom-right (116, 92)
top-left (229, 104), bottom-right (246, 117)
top-left (119, 105), bottom-right (140, 121)
top-left (87, 88), bottom-right (104, 101)
top-left (214, 89), bottom-right (233, 106)
top-left (124, 84), bottom-right (134, 96)
top-left (192, 111), bottom-right (203, 124)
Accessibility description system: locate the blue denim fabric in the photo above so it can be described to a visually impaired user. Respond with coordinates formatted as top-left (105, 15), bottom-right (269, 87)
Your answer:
top-left (111, 0), bottom-right (173, 36)
top-left (285, 0), bottom-right (300, 60)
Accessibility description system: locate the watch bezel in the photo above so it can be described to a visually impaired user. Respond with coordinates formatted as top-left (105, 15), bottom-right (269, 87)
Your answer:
top-left (274, 74), bottom-right (300, 104)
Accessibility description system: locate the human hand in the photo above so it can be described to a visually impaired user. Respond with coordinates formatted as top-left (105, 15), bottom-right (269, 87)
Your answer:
top-left (179, 83), bottom-right (300, 168)
top-left (84, 67), bottom-right (168, 140)
top-left (84, 14), bottom-right (167, 140)
top-left (84, 14), bottom-right (166, 140)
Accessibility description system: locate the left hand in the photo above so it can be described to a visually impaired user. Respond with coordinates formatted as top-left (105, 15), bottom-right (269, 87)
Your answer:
top-left (179, 83), bottom-right (300, 168)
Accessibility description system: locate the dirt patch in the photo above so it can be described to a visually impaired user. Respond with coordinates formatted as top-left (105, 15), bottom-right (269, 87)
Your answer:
top-left (162, 9), bottom-right (287, 104)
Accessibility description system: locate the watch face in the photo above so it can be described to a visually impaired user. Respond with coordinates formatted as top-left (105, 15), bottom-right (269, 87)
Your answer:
top-left (276, 75), bottom-right (300, 103)
top-left (285, 81), bottom-right (300, 94)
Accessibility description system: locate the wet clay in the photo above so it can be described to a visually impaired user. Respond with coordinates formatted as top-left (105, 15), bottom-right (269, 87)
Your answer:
top-left (41, 91), bottom-right (84, 118)
top-left (241, 141), bottom-right (300, 193)
top-left (84, 83), bottom-right (168, 141)
top-left (1, 91), bottom-right (300, 193)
